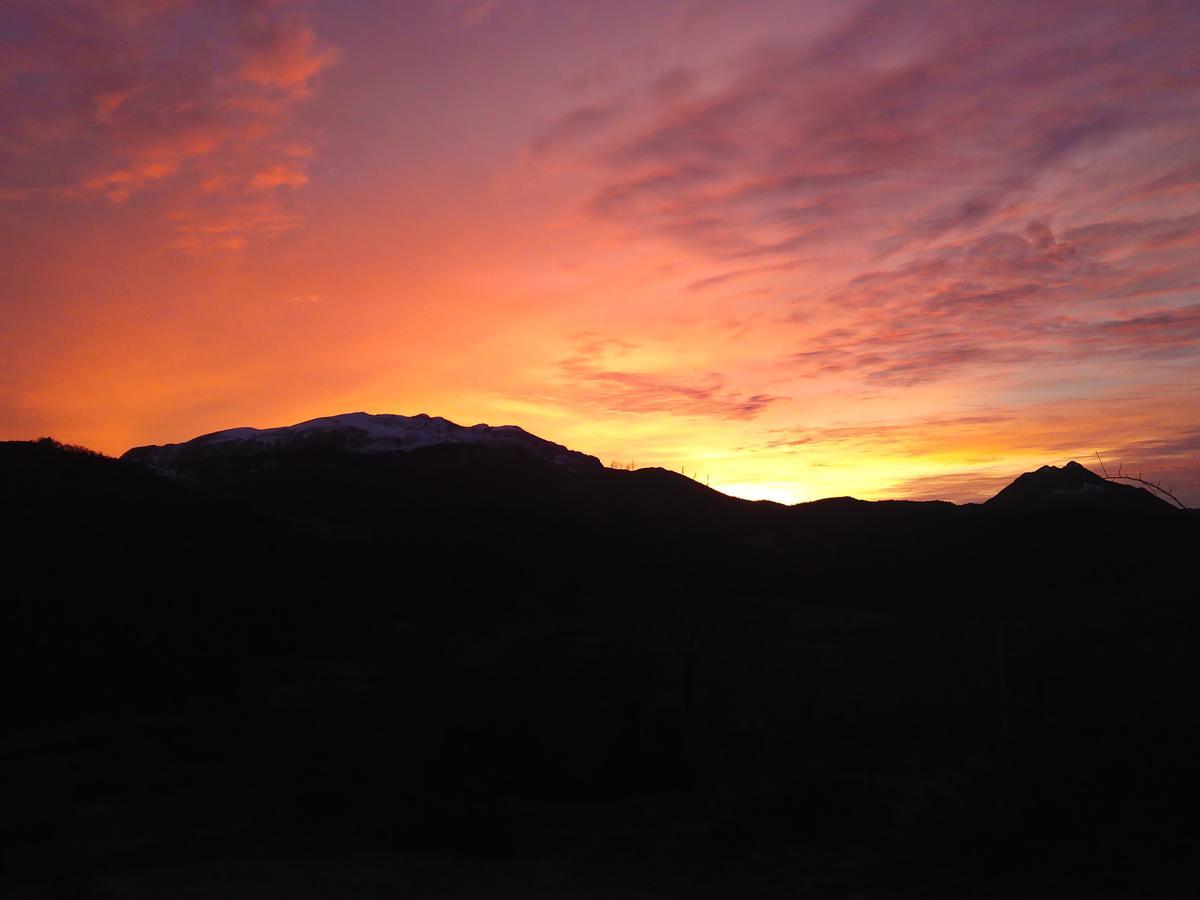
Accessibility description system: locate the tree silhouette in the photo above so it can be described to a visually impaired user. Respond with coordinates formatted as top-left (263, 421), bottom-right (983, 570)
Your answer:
top-left (1095, 452), bottom-right (1189, 510)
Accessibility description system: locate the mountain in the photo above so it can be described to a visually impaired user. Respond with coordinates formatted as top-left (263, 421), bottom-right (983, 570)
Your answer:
top-left (123, 411), bottom-right (603, 474)
top-left (122, 416), bottom-right (1179, 515)
top-left (4, 425), bottom-right (1199, 898)
top-left (114, 419), bottom-right (1181, 541)
top-left (984, 459), bottom-right (1174, 513)
top-left (83, 422), bottom-right (1199, 618)
top-left (118, 413), bottom-right (768, 562)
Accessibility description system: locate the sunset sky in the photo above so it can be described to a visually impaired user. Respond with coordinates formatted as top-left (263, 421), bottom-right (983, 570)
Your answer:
top-left (2, 0), bottom-right (1198, 504)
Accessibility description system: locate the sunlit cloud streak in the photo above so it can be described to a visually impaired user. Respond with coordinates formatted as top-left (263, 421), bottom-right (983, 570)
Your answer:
top-left (540, 335), bottom-right (784, 420)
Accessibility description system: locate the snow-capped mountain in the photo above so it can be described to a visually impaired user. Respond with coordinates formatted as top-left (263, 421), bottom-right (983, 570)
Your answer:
top-left (122, 412), bottom-right (602, 474)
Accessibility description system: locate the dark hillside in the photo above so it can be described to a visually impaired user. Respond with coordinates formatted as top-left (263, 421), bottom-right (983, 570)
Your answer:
top-left (2, 436), bottom-right (1198, 898)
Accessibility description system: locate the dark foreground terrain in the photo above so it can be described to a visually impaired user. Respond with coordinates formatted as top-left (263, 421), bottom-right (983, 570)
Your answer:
top-left (2, 421), bottom-right (1198, 898)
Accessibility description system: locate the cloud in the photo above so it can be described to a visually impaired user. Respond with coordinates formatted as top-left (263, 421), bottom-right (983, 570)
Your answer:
top-left (0, 0), bottom-right (339, 247)
top-left (530, 103), bottom-right (627, 160)
top-left (567, 9), bottom-right (1197, 259)
top-left (541, 335), bottom-right (784, 420)
top-left (236, 10), bottom-right (342, 96)
top-left (884, 470), bottom-right (1019, 504)
top-left (1105, 429), bottom-right (1200, 503)
top-left (742, 413), bottom-right (1017, 456)
top-left (167, 199), bottom-right (304, 252)
top-left (777, 211), bottom-right (1200, 386)
top-left (246, 161), bottom-right (310, 193)
top-left (459, 0), bottom-right (505, 30)
top-left (1041, 304), bottom-right (1200, 360)
top-left (0, 187), bottom-right (36, 201)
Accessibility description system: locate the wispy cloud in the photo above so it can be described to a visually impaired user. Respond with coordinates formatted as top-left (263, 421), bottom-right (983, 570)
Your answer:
top-left (532, 0), bottom-right (1200, 386)
top-left (536, 335), bottom-right (784, 420)
top-left (0, 0), bottom-right (339, 247)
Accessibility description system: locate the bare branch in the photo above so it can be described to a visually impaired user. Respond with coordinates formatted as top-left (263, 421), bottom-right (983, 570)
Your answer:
top-left (1094, 451), bottom-right (1188, 509)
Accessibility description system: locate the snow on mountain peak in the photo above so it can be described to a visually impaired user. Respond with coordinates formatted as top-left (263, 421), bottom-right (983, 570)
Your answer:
top-left (123, 412), bottom-right (601, 473)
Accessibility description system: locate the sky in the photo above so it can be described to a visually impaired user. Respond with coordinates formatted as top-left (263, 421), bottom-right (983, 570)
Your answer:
top-left (2, 0), bottom-right (1199, 504)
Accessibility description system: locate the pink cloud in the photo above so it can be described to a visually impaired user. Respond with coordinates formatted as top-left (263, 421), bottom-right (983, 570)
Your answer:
top-left (0, 0), bottom-right (339, 245)
top-left (167, 198), bottom-right (304, 252)
top-left (535, 0), bottom-right (1200, 269)
top-left (246, 161), bottom-right (309, 193)
top-left (540, 336), bottom-right (784, 420)
top-left (237, 12), bottom-right (341, 96)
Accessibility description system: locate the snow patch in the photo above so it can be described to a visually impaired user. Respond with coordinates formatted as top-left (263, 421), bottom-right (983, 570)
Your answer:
top-left (124, 412), bottom-right (601, 474)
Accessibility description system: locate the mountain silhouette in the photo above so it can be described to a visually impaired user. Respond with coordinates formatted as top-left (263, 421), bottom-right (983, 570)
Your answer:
top-left (2, 422), bottom-right (1197, 898)
top-left (985, 459), bottom-right (1174, 512)
top-left (123, 411), bottom-right (603, 474)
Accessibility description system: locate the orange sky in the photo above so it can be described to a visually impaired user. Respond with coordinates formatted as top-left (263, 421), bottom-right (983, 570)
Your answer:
top-left (2, 0), bottom-right (1199, 504)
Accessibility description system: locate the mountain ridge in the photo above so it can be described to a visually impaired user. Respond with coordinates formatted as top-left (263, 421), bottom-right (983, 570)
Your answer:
top-left (115, 411), bottom-right (1179, 512)
top-left (122, 411), bottom-right (603, 476)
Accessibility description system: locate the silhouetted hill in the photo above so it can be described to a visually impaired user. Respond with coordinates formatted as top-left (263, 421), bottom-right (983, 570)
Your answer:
top-left (117, 416), bottom-right (774, 587)
top-left (3, 425), bottom-right (1198, 898)
top-left (985, 459), bottom-right (1174, 513)
top-left (123, 411), bottom-right (603, 474)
